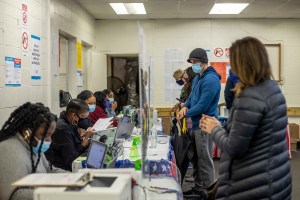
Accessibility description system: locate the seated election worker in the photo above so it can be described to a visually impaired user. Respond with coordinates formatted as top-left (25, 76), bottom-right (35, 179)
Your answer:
top-left (89, 91), bottom-right (109, 126)
top-left (76, 90), bottom-right (96, 129)
top-left (102, 89), bottom-right (117, 118)
top-left (0, 102), bottom-right (64, 200)
top-left (45, 99), bottom-right (93, 171)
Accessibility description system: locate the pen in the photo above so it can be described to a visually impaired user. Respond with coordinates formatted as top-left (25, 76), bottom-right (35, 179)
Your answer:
top-left (150, 186), bottom-right (178, 192)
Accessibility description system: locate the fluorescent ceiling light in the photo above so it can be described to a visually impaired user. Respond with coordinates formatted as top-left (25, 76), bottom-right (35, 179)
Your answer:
top-left (110, 3), bottom-right (128, 15)
top-left (209, 3), bottom-right (249, 14)
top-left (110, 3), bottom-right (146, 15)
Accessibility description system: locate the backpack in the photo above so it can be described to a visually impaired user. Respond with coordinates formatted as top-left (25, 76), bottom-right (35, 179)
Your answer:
top-left (59, 90), bottom-right (72, 107)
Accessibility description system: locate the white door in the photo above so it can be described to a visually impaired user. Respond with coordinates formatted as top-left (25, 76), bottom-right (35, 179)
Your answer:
top-left (87, 52), bottom-right (107, 92)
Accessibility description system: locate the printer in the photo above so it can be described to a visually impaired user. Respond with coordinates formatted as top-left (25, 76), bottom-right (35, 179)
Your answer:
top-left (34, 173), bottom-right (132, 200)
top-left (34, 169), bottom-right (142, 200)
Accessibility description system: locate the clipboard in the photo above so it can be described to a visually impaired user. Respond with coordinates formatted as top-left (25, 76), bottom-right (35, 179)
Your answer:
top-left (12, 172), bottom-right (91, 187)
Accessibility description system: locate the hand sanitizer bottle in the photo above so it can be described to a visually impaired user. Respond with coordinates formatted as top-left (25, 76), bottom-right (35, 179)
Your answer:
top-left (151, 126), bottom-right (157, 148)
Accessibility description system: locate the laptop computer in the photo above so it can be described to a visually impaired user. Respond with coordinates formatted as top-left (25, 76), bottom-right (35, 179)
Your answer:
top-left (116, 122), bottom-right (135, 139)
top-left (86, 140), bottom-right (108, 169)
top-left (119, 116), bottom-right (131, 123)
top-left (92, 128), bottom-right (117, 146)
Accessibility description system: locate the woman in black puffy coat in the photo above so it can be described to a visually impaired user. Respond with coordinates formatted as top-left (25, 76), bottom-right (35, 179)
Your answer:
top-left (200, 37), bottom-right (291, 200)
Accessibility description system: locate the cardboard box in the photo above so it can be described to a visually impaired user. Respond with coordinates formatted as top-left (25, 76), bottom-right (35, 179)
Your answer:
top-left (290, 139), bottom-right (298, 152)
top-left (161, 117), bottom-right (171, 135)
top-left (289, 123), bottom-right (299, 139)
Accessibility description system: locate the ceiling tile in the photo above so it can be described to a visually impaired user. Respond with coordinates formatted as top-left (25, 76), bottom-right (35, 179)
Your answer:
top-left (75, 0), bottom-right (300, 19)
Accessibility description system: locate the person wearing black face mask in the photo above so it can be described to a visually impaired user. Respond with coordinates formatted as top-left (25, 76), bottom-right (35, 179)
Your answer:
top-left (173, 69), bottom-right (186, 107)
top-left (45, 99), bottom-right (94, 171)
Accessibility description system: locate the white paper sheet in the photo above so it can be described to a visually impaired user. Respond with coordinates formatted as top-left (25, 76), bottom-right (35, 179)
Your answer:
top-left (92, 117), bottom-right (113, 132)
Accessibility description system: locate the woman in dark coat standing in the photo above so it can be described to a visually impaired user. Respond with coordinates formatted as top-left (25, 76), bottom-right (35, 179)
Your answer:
top-left (200, 37), bottom-right (291, 200)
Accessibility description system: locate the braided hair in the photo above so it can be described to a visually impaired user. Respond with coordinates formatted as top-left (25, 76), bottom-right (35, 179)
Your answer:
top-left (0, 102), bottom-right (56, 173)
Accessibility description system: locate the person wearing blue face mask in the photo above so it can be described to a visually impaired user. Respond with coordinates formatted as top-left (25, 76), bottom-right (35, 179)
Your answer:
top-left (103, 89), bottom-right (117, 118)
top-left (89, 91), bottom-right (110, 126)
top-left (0, 102), bottom-right (66, 200)
top-left (77, 90), bottom-right (96, 130)
top-left (177, 48), bottom-right (221, 197)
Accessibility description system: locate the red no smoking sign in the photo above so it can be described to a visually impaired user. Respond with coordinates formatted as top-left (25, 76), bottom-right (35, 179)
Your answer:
top-left (23, 11), bottom-right (27, 24)
top-left (22, 32), bottom-right (28, 49)
top-left (214, 48), bottom-right (224, 57)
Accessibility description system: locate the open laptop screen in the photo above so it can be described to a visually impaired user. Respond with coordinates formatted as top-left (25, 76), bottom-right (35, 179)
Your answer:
top-left (86, 140), bottom-right (107, 169)
top-left (116, 122), bottom-right (135, 139)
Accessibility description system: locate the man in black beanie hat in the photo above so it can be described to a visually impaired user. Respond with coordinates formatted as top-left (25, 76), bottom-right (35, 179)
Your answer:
top-left (178, 48), bottom-right (221, 197)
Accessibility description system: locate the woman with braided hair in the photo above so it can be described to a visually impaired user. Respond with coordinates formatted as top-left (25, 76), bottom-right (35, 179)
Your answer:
top-left (0, 102), bottom-right (65, 200)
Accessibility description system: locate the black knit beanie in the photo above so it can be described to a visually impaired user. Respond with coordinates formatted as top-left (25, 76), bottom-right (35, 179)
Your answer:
top-left (187, 48), bottom-right (208, 63)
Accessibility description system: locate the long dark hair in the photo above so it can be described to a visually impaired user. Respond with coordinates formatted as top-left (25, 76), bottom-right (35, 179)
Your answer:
top-left (77, 90), bottom-right (94, 101)
top-left (102, 89), bottom-right (112, 97)
top-left (230, 37), bottom-right (273, 96)
top-left (184, 66), bottom-right (197, 98)
top-left (66, 99), bottom-right (89, 115)
top-left (0, 102), bottom-right (56, 173)
top-left (94, 91), bottom-right (107, 109)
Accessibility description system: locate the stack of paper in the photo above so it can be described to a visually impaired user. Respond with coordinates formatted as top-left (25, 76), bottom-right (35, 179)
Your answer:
top-left (92, 117), bottom-right (113, 132)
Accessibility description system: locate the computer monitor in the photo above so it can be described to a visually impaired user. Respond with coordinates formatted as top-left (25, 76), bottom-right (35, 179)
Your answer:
top-left (116, 122), bottom-right (135, 139)
top-left (86, 140), bottom-right (108, 169)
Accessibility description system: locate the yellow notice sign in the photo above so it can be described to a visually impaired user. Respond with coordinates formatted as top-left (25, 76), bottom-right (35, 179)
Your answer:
top-left (77, 41), bottom-right (82, 69)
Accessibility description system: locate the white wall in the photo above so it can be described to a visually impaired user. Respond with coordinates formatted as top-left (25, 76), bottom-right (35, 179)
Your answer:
top-left (0, 0), bottom-right (50, 126)
top-left (95, 19), bottom-right (300, 123)
top-left (50, 0), bottom-right (96, 115)
top-left (0, 0), bottom-right (97, 126)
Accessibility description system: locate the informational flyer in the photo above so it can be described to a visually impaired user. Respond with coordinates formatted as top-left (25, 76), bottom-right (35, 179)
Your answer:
top-left (31, 34), bottom-right (41, 80)
top-left (5, 57), bottom-right (22, 86)
top-left (77, 41), bottom-right (82, 69)
top-left (210, 62), bottom-right (230, 84)
top-left (164, 48), bottom-right (185, 104)
top-left (76, 70), bottom-right (83, 87)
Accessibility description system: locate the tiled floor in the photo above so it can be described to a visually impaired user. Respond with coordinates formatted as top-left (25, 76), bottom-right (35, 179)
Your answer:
top-left (182, 151), bottom-right (299, 199)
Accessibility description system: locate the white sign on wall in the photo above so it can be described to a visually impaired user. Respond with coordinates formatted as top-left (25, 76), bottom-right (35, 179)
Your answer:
top-left (21, 1), bottom-right (29, 56)
top-left (164, 48), bottom-right (185, 104)
top-left (77, 70), bottom-right (83, 87)
top-left (212, 47), bottom-right (229, 62)
top-left (22, 2), bottom-right (28, 27)
top-left (31, 35), bottom-right (41, 80)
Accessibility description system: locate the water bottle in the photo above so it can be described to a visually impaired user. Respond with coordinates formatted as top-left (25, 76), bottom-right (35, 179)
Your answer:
top-left (153, 108), bottom-right (158, 124)
top-left (151, 126), bottom-right (157, 148)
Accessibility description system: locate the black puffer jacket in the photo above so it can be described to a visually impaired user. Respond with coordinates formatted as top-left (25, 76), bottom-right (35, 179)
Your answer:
top-left (212, 80), bottom-right (291, 200)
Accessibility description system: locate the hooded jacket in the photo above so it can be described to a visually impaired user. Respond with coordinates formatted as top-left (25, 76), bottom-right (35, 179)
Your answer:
top-left (183, 66), bottom-right (221, 129)
top-left (45, 111), bottom-right (88, 171)
top-left (212, 79), bottom-right (291, 200)
top-left (224, 69), bottom-right (239, 110)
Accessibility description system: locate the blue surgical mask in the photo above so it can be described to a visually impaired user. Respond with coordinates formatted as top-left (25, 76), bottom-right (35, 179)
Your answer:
top-left (33, 137), bottom-right (51, 154)
top-left (108, 98), bottom-right (114, 104)
top-left (192, 63), bottom-right (202, 73)
top-left (88, 104), bottom-right (96, 112)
